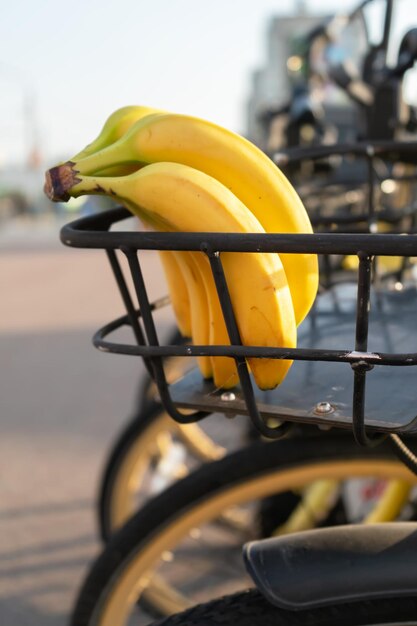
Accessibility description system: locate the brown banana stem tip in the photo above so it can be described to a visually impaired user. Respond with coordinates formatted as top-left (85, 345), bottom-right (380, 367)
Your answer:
top-left (43, 162), bottom-right (81, 202)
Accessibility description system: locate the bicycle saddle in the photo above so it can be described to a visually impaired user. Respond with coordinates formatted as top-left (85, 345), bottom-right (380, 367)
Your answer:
top-left (244, 522), bottom-right (417, 610)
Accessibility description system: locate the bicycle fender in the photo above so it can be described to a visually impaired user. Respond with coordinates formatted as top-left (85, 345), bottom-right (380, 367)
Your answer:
top-left (244, 522), bottom-right (417, 610)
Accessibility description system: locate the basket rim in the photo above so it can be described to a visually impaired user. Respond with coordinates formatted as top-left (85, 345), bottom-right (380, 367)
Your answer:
top-left (60, 206), bottom-right (417, 256)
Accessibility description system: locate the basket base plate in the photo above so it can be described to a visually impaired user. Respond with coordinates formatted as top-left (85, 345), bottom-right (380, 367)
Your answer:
top-left (169, 283), bottom-right (417, 436)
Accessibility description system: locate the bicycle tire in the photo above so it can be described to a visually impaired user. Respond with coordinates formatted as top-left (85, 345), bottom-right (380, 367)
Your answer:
top-left (98, 401), bottom-right (172, 541)
top-left (149, 588), bottom-right (417, 625)
top-left (71, 435), bottom-right (417, 626)
top-left (98, 402), bottom-right (227, 542)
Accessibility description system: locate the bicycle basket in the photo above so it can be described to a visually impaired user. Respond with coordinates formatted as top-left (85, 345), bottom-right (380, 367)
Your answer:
top-left (60, 140), bottom-right (417, 444)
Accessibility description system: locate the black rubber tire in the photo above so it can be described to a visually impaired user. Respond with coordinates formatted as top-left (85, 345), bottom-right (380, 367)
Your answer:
top-left (97, 400), bottom-right (164, 542)
top-left (98, 403), bottom-right (330, 545)
top-left (70, 435), bottom-right (413, 626)
top-left (150, 588), bottom-right (417, 626)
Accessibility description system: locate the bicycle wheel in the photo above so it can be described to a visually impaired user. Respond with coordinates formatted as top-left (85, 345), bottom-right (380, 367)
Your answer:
top-left (71, 435), bottom-right (417, 626)
top-left (149, 588), bottom-right (417, 625)
top-left (98, 401), bottom-right (227, 542)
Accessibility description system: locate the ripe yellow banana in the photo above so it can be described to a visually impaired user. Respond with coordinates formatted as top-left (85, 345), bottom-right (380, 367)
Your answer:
top-left (158, 251), bottom-right (192, 339)
top-left (73, 106), bottom-right (163, 176)
top-left (71, 105), bottom-right (161, 161)
top-left (122, 199), bottom-right (193, 342)
top-left (49, 162), bottom-right (296, 390)
top-left (130, 207), bottom-right (235, 385)
top-left (67, 105), bottom-right (192, 339)
top-left (58, 112), bottom-right (318, 325)
top-left (172, 251), bottom-right (213, 379)
top-left (195, 254), bottom-right (239, 389)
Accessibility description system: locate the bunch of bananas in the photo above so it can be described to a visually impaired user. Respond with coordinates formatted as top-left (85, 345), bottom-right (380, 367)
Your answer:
top-left (44, 106), bottom-right (318, 390)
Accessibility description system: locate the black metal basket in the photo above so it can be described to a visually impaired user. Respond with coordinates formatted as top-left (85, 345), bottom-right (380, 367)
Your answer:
top-left (60, 140), bottom-right (417, 444)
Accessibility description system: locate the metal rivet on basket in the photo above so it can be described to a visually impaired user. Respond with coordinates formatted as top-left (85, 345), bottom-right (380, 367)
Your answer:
top-left (221, 391), bottom-right (236, 402)
top-left (314, 401), bottom-right (334, 415)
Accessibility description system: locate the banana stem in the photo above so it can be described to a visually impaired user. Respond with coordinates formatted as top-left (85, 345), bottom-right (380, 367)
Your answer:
top-left (44, 147), bottom-right (142, 202)
top-left (44, 162), bottom-right (82, 202)
top-left (44, 167), bottom-right (121, 203)
top-left (73, 140), bottom-right (134, 176)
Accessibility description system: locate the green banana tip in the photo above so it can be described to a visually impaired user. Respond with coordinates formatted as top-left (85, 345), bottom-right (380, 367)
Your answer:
top-left (43, 161), bottom-right (81, 202)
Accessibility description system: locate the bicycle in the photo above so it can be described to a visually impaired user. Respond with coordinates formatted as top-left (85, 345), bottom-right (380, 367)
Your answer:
top-left (55, 136), bottom-right (417, 625)
top-left (96, 0), bottom-right (417, 551)
top-left (260, 0), bottom-right (417, 151)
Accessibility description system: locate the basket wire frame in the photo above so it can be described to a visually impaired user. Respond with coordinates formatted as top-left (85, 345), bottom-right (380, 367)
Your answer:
top-left (60, 140), bottom-right (417, 444)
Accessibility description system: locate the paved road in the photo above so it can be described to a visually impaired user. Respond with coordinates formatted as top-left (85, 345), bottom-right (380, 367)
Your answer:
top-left (0, 215), bottom-right (174, 625)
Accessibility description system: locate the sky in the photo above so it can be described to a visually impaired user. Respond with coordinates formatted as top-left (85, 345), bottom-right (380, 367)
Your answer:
top-left (0, 0), bottom-right (414, 167)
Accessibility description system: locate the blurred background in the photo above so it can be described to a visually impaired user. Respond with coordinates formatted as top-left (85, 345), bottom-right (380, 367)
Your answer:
top-left (1, 0), bottom-right (417, 624)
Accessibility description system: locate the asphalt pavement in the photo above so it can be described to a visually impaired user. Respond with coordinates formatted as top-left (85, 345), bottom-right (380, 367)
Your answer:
top-left (0, 214), bottom-right (174, 625)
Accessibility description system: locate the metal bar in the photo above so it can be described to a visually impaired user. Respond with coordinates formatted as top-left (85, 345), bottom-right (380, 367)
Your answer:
top-left (366, 147), bottom-right (376, 232)
top-left (92, 336), bottom-right (417, 366)
top-left (352, 253), bottom-right (386, 446)
top-left (273, 140), bottom-right (417, 167)
top-left (60, 206), bottom-right (130, 241)
top-left (355, 253), bottom-right (372, 351)
top-left (123, 248), bottom-right (208, 424)
top-left (59, 229), bottom-right (417, 256)
top-left (381, 0), bottom-right (393, 60)
top-left (352, 364), bottom-right (376, 445)
top-left (322, 255), bottom-right (333, 290)
top-left (352, 253), bottom-right (372, 445)
top-left (206, 249), bottom-right (291, 439)
top-left (105, 250), bottom-right (154, 378)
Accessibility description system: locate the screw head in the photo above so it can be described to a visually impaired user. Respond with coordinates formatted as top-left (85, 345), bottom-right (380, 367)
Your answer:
top-left (220, 391), bottom-right (236, 402)
top-left (314, 401), bottom-right (334, 415)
